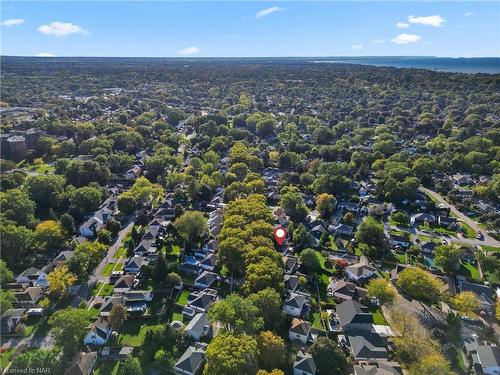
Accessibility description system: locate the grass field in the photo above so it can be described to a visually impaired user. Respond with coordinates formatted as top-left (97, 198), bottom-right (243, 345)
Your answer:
top-left (458, 262), bottom-right (481, 280)
top-left (0, 348), bottom-right (14, 369)
top-left (394, 253), bottom-right (407, 264)
top-left (482, 245), bottom-right (500, 253)
top-left (177, 290), bottom-right (190, 306)
top-left (461, 222), bottom-right (477, 239)
top-left (116, 319), bottom-right (162, 346)
top-left (113, 246), bottom-right (126, 259)
top-left (92, 283), bottom-right (114, 297)
top-left (93, 360), bottom-right (121, 375)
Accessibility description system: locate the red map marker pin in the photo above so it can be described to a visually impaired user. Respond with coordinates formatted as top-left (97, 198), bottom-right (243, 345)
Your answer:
top-left (274, 226), bottom-right (287, 246)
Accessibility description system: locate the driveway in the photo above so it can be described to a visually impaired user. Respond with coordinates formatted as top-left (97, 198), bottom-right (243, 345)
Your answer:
top-left (419, 187), bottom-right (500, 248)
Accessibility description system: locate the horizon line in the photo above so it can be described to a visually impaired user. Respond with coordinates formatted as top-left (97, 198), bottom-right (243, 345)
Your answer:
top-left (2, 55), bottom-right (500, 59)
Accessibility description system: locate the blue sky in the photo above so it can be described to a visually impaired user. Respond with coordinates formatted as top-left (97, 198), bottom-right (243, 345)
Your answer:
top-left (1, 1), bottom-right (499, 57)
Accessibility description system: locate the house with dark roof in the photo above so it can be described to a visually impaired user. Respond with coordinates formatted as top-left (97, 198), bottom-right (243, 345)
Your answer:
top-left (283, 255), bottom-right (298, 274)
top-left (293, 350), bottom-right (316, 375)
top-left (174, 343), bottom-right (206, 375)
top-left (463, 337), bottom-right (500, 375)
top-left (199, 254), bottom-right (216, 272)
top-left (99, 296), bottom-right (124, 317)
top-left (420, 241), bottom-right (436, 256)
top-left (113, 274), bottom-right (136, 294)
top-left (284, 274), bottom-right (299, 292)
top-left (83, 317), bottom-right (112, 346)
top-left (1, 308), bottom-right (25, 334)
top-left (15, 267), bottom-right (49, 288)
top-left (182, 289), bottom-right (218, 319)
top-left (348, 332), bottom-right (390, 361)
top-left (52, 251), bottom-right (75, 267)
top-left (353, 361), bottom-right (403, 375)
top-left (410, 213), bottom-right (436, 226)
top-left (283, 292), bottom-right (311, 317)
top-left (64, 351), bottom-right (98, 375)
top-left (124, 256), bottom-right (147, 273)
top-left (288, 318), bottom-right (312, 345)
top-left (328, 279), bottom-right (367, 302)
top-left (336, 300), bottom-right (373, 332)
top-left (333, 223), bottom-right (354, 237)
top-left (345, 260), bottom-right (377, 284)
top-left (194, 271), bottom-right (218, 289)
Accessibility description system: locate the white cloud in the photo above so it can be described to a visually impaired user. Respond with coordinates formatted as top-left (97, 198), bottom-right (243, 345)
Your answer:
top-left (408, 15), bottom-right (445, 27)
top-left (38, 21), bottom-right (88, 36)
top-left (1, 18), bottom-right (24, 26)
top-left (36, 52), bottom-right (55, 57)
top-left (464, 11), bottom-right (475, 17)
top-left (391, 33), bottom-right (422, 44)
top-left (352, 44), bottom-right (363, 50)
top-left (255, 6), bottom-right (284, 19)
top-left (176, 46), bottom-right (200, 56)
top-left (371, 39), bottom-right (386, 44)
top-left (397, 22), bottom-right (409, 29)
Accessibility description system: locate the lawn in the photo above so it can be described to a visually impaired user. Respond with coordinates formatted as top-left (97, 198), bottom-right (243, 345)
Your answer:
top-left (482, 245), bottom-right (500, 253)
top-left (484, 271), bottom-right (500, 284)
top-left (116, 319), bottom-right (162, 346)
top-left (368, 306), bottom-right (387, 325)
top-left (170, 244), bottom-right (181, 256)
top-left (0, 348), bottom-right (14, 369)
top-left (102, 263), bottom-right (124, 277)
top-left (93, 360), bottom-right (121, 375)
top-left (312, 312), bottom-right (324, 330)
top-left (458, 262), bottom-right (481, 281)
top-left (177, 290), bottom-right (190, 306)
top-left (92, 283), bottom-right (114, 297)
top-left (29, 163), bottom-right (55, 174)
top-left (461, 222), bottom-right (477, 239)
top-left (172, 312), bottom-right (184, 323)
top-left (394, 253), bottom-right (407, 264)
top-left (113, 246), bottom-right (126, 259)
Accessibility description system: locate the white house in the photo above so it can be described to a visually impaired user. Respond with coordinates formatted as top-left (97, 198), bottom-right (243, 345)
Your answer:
top-left (174, 344), bottom-right (206, 375)
top-left (293, 351), bottom-right (316, 375)
top-left (184, 313), bottom-right (210, 341)
top-left (283, 293), bottom-right (309, 317)
top-left (83, 318), bottom-right (112, 346)
top-left (288, 318), bottom-right (312, 345)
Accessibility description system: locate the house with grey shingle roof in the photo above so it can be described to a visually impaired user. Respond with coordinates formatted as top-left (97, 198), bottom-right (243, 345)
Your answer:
top-left (336, 299), bottom-right (373, 332)
top-left (348, 332), bottom-right (389, 361)
top-left (293, 351), bottom-right (316, 375)
top-left (174, 343), bottom-right (206, 375)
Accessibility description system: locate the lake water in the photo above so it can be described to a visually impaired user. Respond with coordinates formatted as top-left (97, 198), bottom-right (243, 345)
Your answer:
top-left (312, 57), bottom-right (500, 74)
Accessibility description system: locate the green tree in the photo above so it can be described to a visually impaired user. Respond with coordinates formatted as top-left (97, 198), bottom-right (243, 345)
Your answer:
top-left (120, 356), bottom-right (143, 375)
top-left (256, 331), bottom-right (286, 371)
top-left (0, 188), bottom-right (36, 227)
top-left (153, 251), bottom-right (167, 286)
top-left (34, 220), bottom-right (66, 252)
top-left (299, 249), bottom-right (321, 275)
top-left (451, 291), bottom-right (480, 317)
top-left (174, 211), bottom-right (207, 246)
top-left (204, 333), bottom-right (259, 375)
top-left (24, 174), bottom-right (65, 214)
top-left (397, 267), bottom-right (443, 302)
top-left (69, 185), bottom-right (103, 216)
top-left (390, 211), bottom-right (410, 226)
top-left (97, 229), bottom-right (112, 245)
top-left (48, 308), bottom-right (93, 353)
top-left (316, 193), bottom-right (336, 219)
top-left (208, 294), bottom-right (263, 334)
top-left (355, 216), bottom-right (385, 248)
top-left (248, 288), bottom-right (283, 331)
top-left (0, 223), bottom-right (34, 266)
top-left (309, 337), bottom-right (346, 375)
top-left (434, 245), bottom-right (463, 272)
top-left (244, 258), bottom-right (283, 294)
top-left (0, 290), bottom-right (15, 314)
top-left (367, 278), bottom-right (396, 306)
top-left (59, 213), bottom-right (76, 236)
top-left (0, 260), bottom-right (14, 286)
top-left (47, 265), bottom-right (77, 299)
top-left (10, 350), bottom-right (61, 374)
top-left (293, 223), bottom-right (312, 251)
top-left (109, 303), bottom-right (128, 331)
top-left (280, 190), bottom-right (307, 222)
top-left (217, 238), bottom-right (246, 276)
top-left (409, 353), bottom-right (452, 375)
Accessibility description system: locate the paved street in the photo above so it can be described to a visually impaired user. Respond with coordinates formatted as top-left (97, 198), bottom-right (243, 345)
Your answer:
top-left (419, 187), bottom-right (499, 248)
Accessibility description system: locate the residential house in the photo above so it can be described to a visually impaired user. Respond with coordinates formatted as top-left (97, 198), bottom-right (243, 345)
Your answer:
top-left (124, 165), bottom-right (141, 180)
top-left (348, 333), bottom-right (390, 361)
top-left (52, 251), bottom-right (75, 267)
top-left (182, 289), bottom-right (218, 319)
top-left (288, 318), bottom-right (312, 345)
top-left (390, 234), bottom-right (410, 249)
top-left (273, 207), bottom-right (288, 226)
top-left (332, 223), bottom-right (354, 237)
top-left (174, 343), bottom-right (206, 375)
top-left (453, 174), bottom-right (474, 186)
top-left (410, 213), bottom-right (436, 226)
top-left (199, 254), bottom-right (216, 272)
top-left (99, 296), bottom-right (124, 317)
top-left (124, 256), bottom-right (147, 273)
top-left (293, 351), bottom-right (316, 375)
top-left (123, 290), bottom-right (153, 314)
top-left (284, 274), bottom-right (300, 292)
top-left (64, 351), bottom-right (98, 375)
top-left (83, 318), bottom-right (112, 346)
top-left (345, 260), bottom-right (377, 284)
top-left (336, 300), bottom-right (373, 332)
top-left (113, 274), bottom-right (136, 294)
top-left (328, 279), bottom-right (367, 302)
top-left (194, 271), bottom-right (218, 289)
top-left (353, 361), bottom-right (403, 375)
top-left (438, 216), bottom-right (457, 228)
top-left (283, 255), bottom-right (298, 274)
top-left (420, 241), bottom-right (437, 256)
top-left (464, 337), bottom-right (500, 375)
top-left (283, 292), bottom-right (311, 317)
top-left (15, 267), bottom-right (49, 289)
top-left (1, 308), bottom-right (25, 334)
top-left (13, 287), bottom-right (43, 307)
top-left (184, 313), bottom-right (210, 341)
